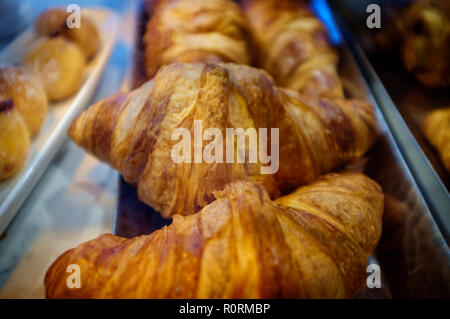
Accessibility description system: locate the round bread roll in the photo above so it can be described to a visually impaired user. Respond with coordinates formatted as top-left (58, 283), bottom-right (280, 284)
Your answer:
top-left (23, 37), bottom-right (86, 102)
top-left (0, 97), bottom-right (30, 181)
top-left (34, 7), bottom-right (68, 36)
top-left (34, 7), bottom-right (100, 59)
top-left (0, 66), bottom-right (47, 137)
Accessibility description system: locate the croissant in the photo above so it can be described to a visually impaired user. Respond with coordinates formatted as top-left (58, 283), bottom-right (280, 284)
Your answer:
top-left (423, 108), bottom-right (450, 172)
top-left (45, 172), bottom-right (383, 298)
top-left (242, 0), bottom-right (344, 99)
top-left (144, 0), bottom-right (252, 79)
top-left (69, 63), bottom-right (377, 218)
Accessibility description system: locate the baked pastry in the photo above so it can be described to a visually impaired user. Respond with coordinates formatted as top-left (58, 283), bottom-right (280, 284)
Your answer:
top-left (401, 1), bottom-right (450, 87)
top-left (68, 63), bottom-right (378, 218)
top-left (34, 7), bottom-right (100, 59)
top-left (23, 36), bottom-right (86, 101)
top-left (376, 0), bottom-right (450, 87)
top-left (144, 0), bottom-right (252, 79)
top-left (0, 65), bottom-right (47, 137)
top-left (242, 0), bottom-right (344, 99)
top-left (0, 97), bottom-right (30, 181)
top-left (44, 172), bottom-right (384, 298)
top-left (423, 108), bottom-right (450, 172)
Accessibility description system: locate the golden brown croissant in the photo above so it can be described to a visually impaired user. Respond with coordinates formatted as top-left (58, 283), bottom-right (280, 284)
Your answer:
top-left (423, 108), bottom-right (450, 172)
top-left (144, 0), bottom-right (252, 79)
top-left (68, 63), bottom-right (377, 218)
top-left (242, 0), bottom-right (344, 99)
top-left (45, 172), bottom-right (383, 298)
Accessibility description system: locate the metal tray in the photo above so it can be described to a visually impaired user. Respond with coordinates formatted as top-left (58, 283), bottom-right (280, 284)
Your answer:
top-left (0, 8), bottom-right (120, 235)
top-left (114, 0), bottom-right (450, 298)
top-left (328, 0), bottom-right (450, 244)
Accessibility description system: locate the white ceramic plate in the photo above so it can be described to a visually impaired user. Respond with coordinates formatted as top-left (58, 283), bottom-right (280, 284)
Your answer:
top-left (0, 8), bottom-right (120, 234)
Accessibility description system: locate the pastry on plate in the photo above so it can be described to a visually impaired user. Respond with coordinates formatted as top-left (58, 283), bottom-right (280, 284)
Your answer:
top-left (23, 36), bottom-right (86, 102)
top-left (34, 7), bottom-right (100, 60)
top-left (0, 97), bottom-right (30, 181)
top-left (0, 65), bottom-right (47, 137)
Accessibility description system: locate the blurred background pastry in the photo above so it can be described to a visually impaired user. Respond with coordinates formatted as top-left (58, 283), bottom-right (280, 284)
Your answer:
top-left (0, 97), bottom-right (30, 181)
top-left (34, 7), bottom-right (100, 60)
top-left (144, 0), bottom-right (252, 79)
top-left (243, 0), bottom-right (344, 99)
top-left (23, 36), bottom-right (86, 102)
top-left (0, 65), bottom-right (47, 137)
top-left (423, 108), bottom-right (450, 172)
top-left (376, 0), bottom-right (450, 87)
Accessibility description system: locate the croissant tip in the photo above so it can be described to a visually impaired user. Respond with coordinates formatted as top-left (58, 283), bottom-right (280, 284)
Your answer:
top-left (67, 115), bottom-right (80, 141)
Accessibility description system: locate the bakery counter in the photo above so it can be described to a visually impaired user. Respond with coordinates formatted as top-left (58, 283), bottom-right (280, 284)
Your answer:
top-left (0, 0), bottom-right (448, 300)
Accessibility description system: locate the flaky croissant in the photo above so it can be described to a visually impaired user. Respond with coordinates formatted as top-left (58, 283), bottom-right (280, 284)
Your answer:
top-left (242, 0), bottom-right (344, 99)
top-left (69, 63), bottom-right (377, 218)
top-left (423, 108), bottom-right (450, 172)
top-left (45, 172), bottom-right (383, 298)
top-left (144, 0), bottom-right (252, 79)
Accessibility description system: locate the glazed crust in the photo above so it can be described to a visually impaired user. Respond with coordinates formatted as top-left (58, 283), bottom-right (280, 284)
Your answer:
top-left (242, 0), bottom-right (344, 99)
top-left (144, 0), bottom-right (252, 79)
top-left (423, 108), bottom-right (450, 172)
top-left (68, 63), bottom-right (378, 218)
top-left (45, 172), bottom-right (383, 298)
